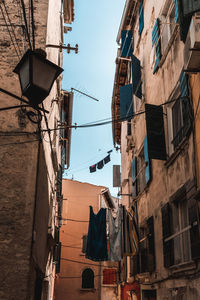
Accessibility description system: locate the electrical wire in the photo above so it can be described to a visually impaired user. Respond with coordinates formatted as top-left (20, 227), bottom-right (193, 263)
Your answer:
top-left (61, 257), bottom-right (105, 267)
top-left (0, 138), bottom-right (40, 147)
top-left (20, 0), bottom-right (32, 49)
top-left (61, 218), bottom-right (88, 222)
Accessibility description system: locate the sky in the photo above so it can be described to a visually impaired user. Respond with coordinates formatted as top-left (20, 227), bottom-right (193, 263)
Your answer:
top-left (62, 0), bottom-right (126, 197)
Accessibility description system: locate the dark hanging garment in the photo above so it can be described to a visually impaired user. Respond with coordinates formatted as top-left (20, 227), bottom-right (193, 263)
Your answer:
top-left (86, 206), bottom-right (108, 261)
top-left (104, 154), bottom-right (111, 164)
top-left (90, 164), bottom-right (97, 173)
top-left (97, 160), bottom-right (104, 169)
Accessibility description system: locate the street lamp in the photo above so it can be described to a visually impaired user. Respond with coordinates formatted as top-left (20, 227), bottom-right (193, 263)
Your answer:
top-left (14, 49), bottom-right (63, 106)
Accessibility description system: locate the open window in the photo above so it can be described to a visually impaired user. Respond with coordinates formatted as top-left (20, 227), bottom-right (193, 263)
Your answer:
top-left (167, 69), bottom-right (192, 156)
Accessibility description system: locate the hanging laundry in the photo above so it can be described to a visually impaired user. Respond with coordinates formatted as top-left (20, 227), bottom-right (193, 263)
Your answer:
top-left (108, 206), bottom-right (122, 261)
top-left (86, 206), bottom-right (108, 261)
top-left (89, 164), bottom-right (96, 173)
top-left (97, 160), bottom-right (104, 169)
top-left (104, 154), bottom-right (111, 164)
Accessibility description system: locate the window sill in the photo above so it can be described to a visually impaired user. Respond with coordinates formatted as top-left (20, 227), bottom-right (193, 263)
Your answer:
top-left (80, 288), bottom-right (96, 293)
top-left (169, 260), bottom-right (196, 274)
top-left (102, 284), bottom-right (117, 287)
top-left (165, 137), bottom-right (189, 168)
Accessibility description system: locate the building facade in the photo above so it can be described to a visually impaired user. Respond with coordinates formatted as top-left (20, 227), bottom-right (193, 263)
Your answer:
top-left (112, 0), bottom-right (200, 299)
top-left (0, 0), bottom-right (74, 299)
top-left (54, 179), bottom-right (118, 300)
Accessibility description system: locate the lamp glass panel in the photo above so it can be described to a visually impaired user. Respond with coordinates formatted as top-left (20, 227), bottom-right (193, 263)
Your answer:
top-left (32, 55), bottom-right (58, 92)
top-left (19, 58), bottom-right (30, 91)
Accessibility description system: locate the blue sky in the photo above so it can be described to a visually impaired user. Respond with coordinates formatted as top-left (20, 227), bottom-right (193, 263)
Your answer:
top-left (62, 0), bottom-right (125, 196)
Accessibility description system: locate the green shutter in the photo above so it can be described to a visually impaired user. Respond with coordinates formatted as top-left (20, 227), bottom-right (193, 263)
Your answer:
top-left (139, 0), bottom-right (144, 35)
top-left (147, 216), bottom-right (156, 272)
top-left (144, 136), bottom-right (151, 185)
top-left (174, 0), bottom-right (179, 22)
top-left (120, 84), bottom-right (133, 120)
top-left (152, 18), bottom-right (161, 73)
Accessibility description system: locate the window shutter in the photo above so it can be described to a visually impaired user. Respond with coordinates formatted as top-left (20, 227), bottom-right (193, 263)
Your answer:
top-left (121, 30), bottom-right (133, 57)
top-left (179, 70), bottom-right (192, 137)
top-left (144, 136), bottom-right (151, 185)
top-left (188, 196), bottom-right (200, 259)
top-left (56, 242), bottom-right (61, 273)
top-left (178, 0), bottom-right (192, 43)
top-left (161, 203), bottom-right (174, 267)
top-left (139, 227), bottom-right (148, 273)
top-left (152, 18), bottom-right (161, 73)
top-left (132, 55), bottom-right (142, 99)
top-left (145, 104), bottom-right (167, 160)
top-left (182, 0), bottom-right (200, 16)
top-left (130, 254), bottom-right (139, 276)
top-left (139, 0), bottom-right (144, 35)
top-left (174, 0), bottom-right (179, 23)
top-left (147, 216), bottom-right (156, 273)
top-left (54, 226), bottom-right (60, 244)
top-left (132, 157), bottom-right (137, 197)
top-left (120, 84), bottom-right (133, 120)
top-left (103, 269), bottom-right (116, 285)
top-left (82, 235), bottom-right (87, 253)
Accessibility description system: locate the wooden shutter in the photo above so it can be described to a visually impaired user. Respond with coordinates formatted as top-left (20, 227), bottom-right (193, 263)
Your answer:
top-left (121, 30), bottom-right (133, 57)
top-left (139, 227), bottom-right (148, 273)
top-left (103, 269), bottom-right (116, 284)
top-left (145, 104), bottom-right (167, 160)
top-left (152, 19), bottom-right (161, 73)
top-left (139, 0), bottom-right (144, 35)
top-left (179, 70), bottom-right (192, 137)
top-left (147, 216), bottom-right (156, 272)
top-left (120, 84), bottom-right (133, 120)
top-left (161, 203), bottom-right (174, 267)
top-left (178, 0), bottom-right (192, 43)
top-left (188, 196), bottom-right (200, 259)
top-left (132, 55), bottom-right (142, 99)
top-left (82, 235), bottom-right (87, 253)
top-left (56, 242), bottom-right (61, 273)
top-left (144, 136), bottom-right (151, 185)
top-left (182, 0), bottom-right (200, 16)
top-left (132, 157), bottom-right (137, 196)
top-left (174, 0), bottom-right (179, 22)
top-left (130, 254), bottom-right (139, 276)
top-left (54, 226), bottom-right (60, 244)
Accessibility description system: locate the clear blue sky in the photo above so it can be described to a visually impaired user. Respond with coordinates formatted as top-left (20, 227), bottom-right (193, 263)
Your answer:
top-left (62, 0), bottom-right (125, 196)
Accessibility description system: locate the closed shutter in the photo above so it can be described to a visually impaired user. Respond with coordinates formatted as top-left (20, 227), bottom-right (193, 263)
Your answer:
top-left (174, 0), bottom-right (179, 23)
top-left (152, 18), bottom-right (161, 73)
top-left (57, 164), bottom-right (63, 201)
top-left (188, 196), bottom-right (200, 259)
top-left (161, 203), bottom-right (174, 267)
top-left (139, 227), bottom-right (148, 273)
top-left (132, 55), bottom-right (142, 99)
top-left (139, 0), bottom-right (144, 35)
top-left (56, 242), bottom-right (61, 273)
top-left (178, 0), bottom-right (192, 43)
top-left (54, 226), bottom-right (60, 244)
top-left (130, 254), bottom-right (139, 276)
top-left (182, 0), bottom-right (200, 16)
top-left (82, 235), bottom-right (87, 253)
top-left (121, 30), bottom-right (133, 57)
top-left (144, 136), bottom-right (151, 185)
top-left (120, 84), bottom-right (133, 120)
top-left (145, 104), bottom-right (166, 160)
top-left (103, 269), bottom-right (116, 285)
top-left (179, 69), bottom-right (192, 137)
top-left (132, 157), bottom-right (137, 197)
top-left (147, 216), bottom-right (156, 272)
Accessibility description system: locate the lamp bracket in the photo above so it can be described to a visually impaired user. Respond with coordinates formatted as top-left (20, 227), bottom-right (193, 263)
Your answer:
top-left (46, 43), bottom-right (78, 54)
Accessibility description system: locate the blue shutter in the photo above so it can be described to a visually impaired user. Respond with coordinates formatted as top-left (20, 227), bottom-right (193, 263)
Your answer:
top-left (120, 84), bottom-right (133, 120)
top-left (139, 0), bottom-right (144, 35)
top-left (174, 0), bottom-right (179, 23)
top-left (144, 136), bottom-right (151, 185)
top-left (152, 19), bottom-right (161, 74)
top-left (132, 157), bottom-right (137, 197)
top-left (182, 0), bottom-right (200, 16)
top-left (121, 30), bottom-right (133, 57)
top-left (132, 55), bottom-right (142, 99)
top-left (180, 69), bottom-right (189, 97)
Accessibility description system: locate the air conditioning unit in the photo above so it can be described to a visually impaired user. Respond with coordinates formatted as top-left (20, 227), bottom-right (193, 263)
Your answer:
top-left (184, 15), bottom-right (200, 72)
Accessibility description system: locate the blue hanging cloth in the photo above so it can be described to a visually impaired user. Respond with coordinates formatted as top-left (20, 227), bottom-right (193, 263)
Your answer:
top-left (86, 206), bottom-right (108, 261)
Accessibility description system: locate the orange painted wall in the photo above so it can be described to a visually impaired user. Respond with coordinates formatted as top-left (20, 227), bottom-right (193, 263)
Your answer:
top-left (54, 179), bottom-right (106, 300)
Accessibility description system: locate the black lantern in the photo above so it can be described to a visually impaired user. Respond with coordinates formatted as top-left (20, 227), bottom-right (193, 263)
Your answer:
top-left (14, 49), bottom-right (63, 106)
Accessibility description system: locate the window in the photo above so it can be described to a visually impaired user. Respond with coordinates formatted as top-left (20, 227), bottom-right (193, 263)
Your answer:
top-left (103, 268), bottom-right (116, 285)
top-left (161, 0), bottom-right (177, 55)
top-left (132, 136), bottom-right (151, 197)
top-left (161, 180), bottom-right (200, 268)
top-left (82, 235), bottom-right (87, 253)
top-left (82, 268), bottom-right (94, 289)
top-left (167, 69), bottom-right (192, 155)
